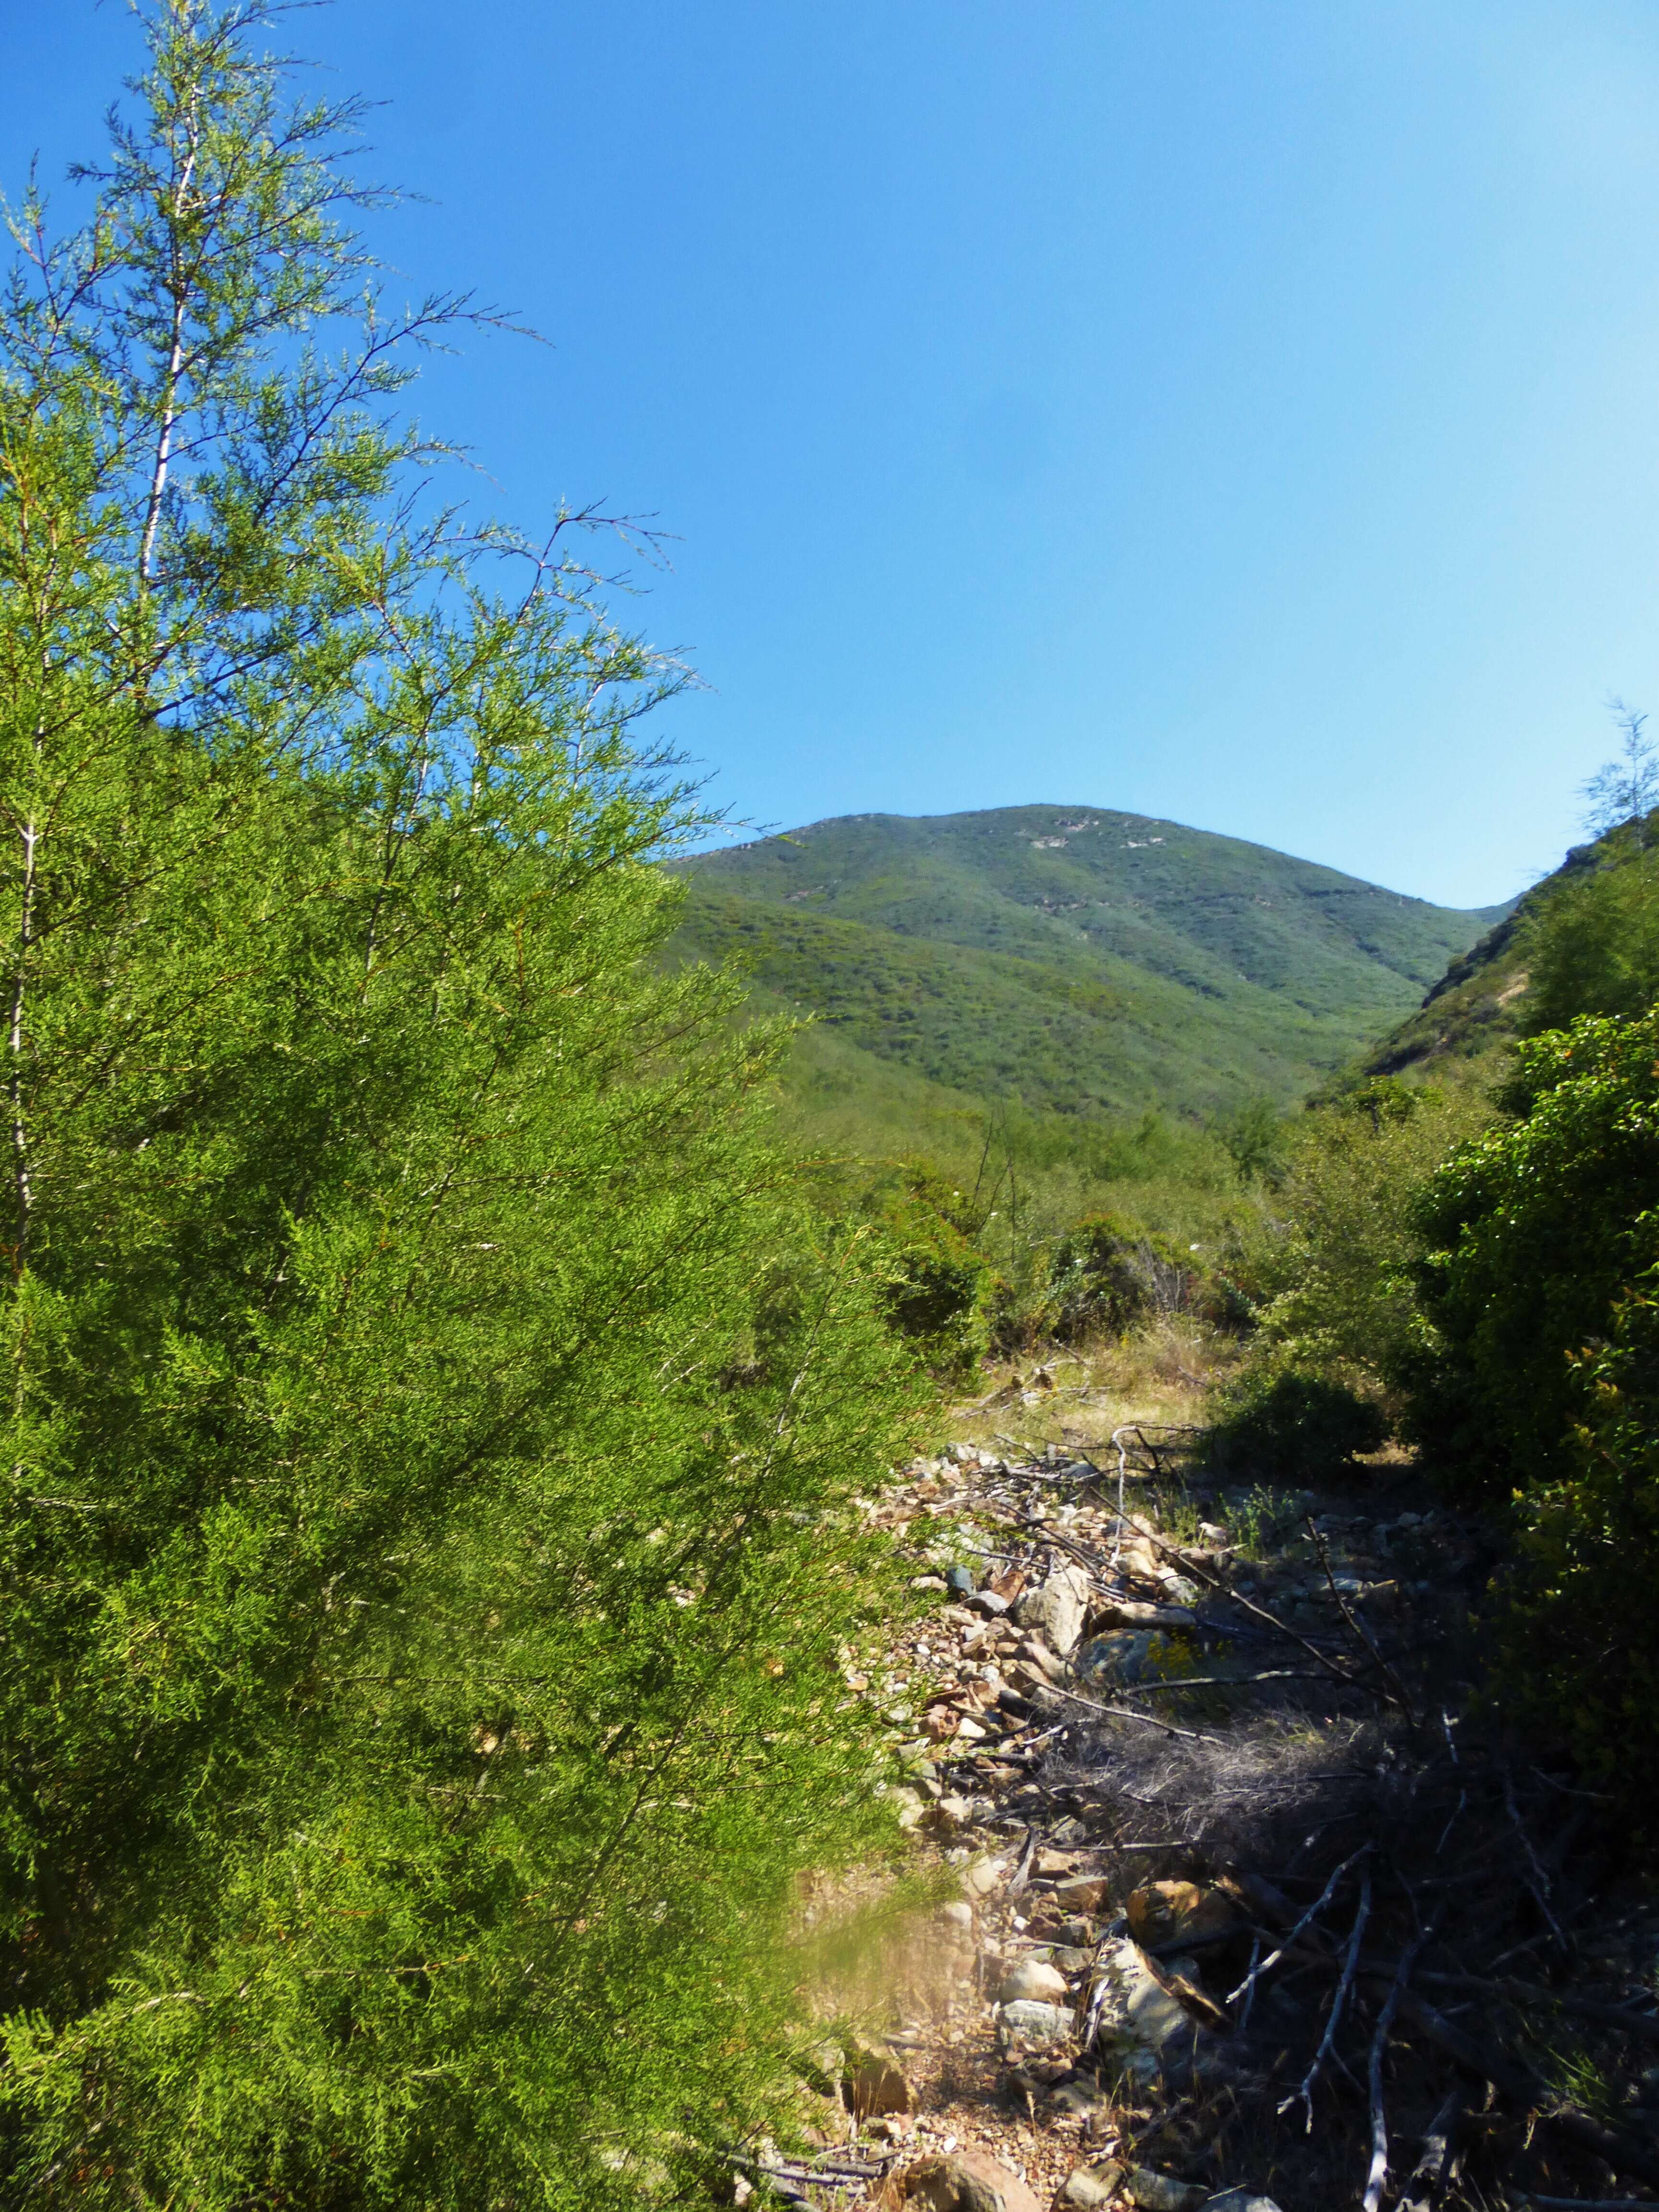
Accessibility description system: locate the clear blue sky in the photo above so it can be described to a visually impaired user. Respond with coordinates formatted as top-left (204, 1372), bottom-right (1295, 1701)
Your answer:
top-left (10, 1), bottom-right (1659, 908)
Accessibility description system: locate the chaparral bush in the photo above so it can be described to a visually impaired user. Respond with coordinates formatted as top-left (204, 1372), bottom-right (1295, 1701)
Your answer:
top-left (0, 8), bottom-right (917, 2203)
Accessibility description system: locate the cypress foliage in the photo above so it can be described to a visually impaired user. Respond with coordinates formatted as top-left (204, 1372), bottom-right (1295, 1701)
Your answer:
top-left (0, 7), bottom-right (916, 2202)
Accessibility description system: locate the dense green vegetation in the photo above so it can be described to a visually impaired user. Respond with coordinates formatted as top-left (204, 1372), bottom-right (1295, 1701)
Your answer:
top-left (1409, 1015), bottom-right (1659, 1799)
top-left (0, 10), bottom-right (917, 2204)
top-left (1366, 806), bottom-right (1659, 1079)
top-left (674, 806), bottom-right (1507, 1125)
top-left (1226, 827), bottom-right (1659, 1807)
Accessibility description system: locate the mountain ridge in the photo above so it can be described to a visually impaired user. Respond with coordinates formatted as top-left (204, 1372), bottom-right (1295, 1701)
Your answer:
top-left (672, 804), bottom-right (1509, 1123)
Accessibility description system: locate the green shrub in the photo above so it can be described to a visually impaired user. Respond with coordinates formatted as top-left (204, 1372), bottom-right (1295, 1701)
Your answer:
top-left (1041, 1213), bottom-right (1194, 1344)
top-left (1407, 1010), bottom-right (1659, 1497)
top-left (1485, 1251), bottom-right (1659, 1814)
top-left (861, 1163), bottom-right (998, 1376)
top-left (1218, 1078), bottom-right (1489, 1396)
top-left (1518, 832), bottom-right (1659, 1036)
top-left (0, 12), bottom-right (919, 2202)
top-left (1205, 1368), bottom-right (1387, 1484)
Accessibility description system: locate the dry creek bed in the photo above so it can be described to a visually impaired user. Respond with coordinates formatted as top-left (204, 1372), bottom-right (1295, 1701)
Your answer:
top-left (743, 1436), bottom-right (1659, 2212)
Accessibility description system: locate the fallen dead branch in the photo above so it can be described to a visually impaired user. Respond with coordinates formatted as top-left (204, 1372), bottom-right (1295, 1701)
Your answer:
top-left (1226, 1846), bottom-right (1371, 2010)
top-left (1397, 2086), bottom-right (1462, 2212)
top-left (1281, 1862), bottom-right (1371, 2129)
top-left (1307, 1514), bottom-right (1417, 1721)
top-left (1363, 1921), bottom-right (1432, 2212)
top-left (1394, 1990), bottom-right (1659, 2193)
top-left (1047, 1680), bottom-right (1229, 1746)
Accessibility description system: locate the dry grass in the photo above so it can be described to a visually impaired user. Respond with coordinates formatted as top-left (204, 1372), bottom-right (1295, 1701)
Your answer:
top-left (950, 1314), bottom-right (1244, 1460)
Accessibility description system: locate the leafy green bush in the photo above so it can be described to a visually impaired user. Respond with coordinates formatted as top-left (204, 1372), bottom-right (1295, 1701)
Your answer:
top-left (1205, 1368), bottom-right (1387, 1483)
top-left (860, 1163), bottom-right (998, 1375)
top-left (1407, 1010), bottom-right (1659, 1497)
top-left (1518, 830), bottom-right (1659, 1036)
top-left (1488, 1254), bottom-right (1659, 1811)
top-left (0, 12), bottom-right (917, 2204)
top-left (1039, 1213), bottom-right (1194, 1345)
top-left (1219, 1078), bottom-right (1489, 1396)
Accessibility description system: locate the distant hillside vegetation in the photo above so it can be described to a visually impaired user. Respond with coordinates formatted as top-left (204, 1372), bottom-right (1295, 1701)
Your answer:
top-left (672, 805), bottom-right (1508, 1123)
top-left (1365, 825), bottom-right (1637, 1078)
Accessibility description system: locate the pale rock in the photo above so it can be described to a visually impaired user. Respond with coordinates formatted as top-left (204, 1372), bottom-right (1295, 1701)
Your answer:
top-left (997, 1956), bottom-right (1070, 2004)
top-left (895, 2149), bottom-right (1043, 2212)
top-left (1058, 2161), bottom-right (1121, 2209)
top-left (1090, 1936), bottom-right (1201, 2057)
top-left (999, 1997), bottom-right (1074, 2043)
top-left (1018, 1633), bottom-right (1067, 1684)
top-left (1201, 2194), bottom-right (1284, 2212)
top-left (1126, 1880), bottom-right (1237, 1950)
top-left (938, 1899), bottom-right (975, 1934)
top-left (961, 1854), bottom-right (1008, 1899)
top-left (1090, 1598), bottom-right (1198, 1631)
top-left (887, 1788), bottom-right (926, 1833)
top-left (1012, 1563), bottom-right (1092, 1655)
top-left (1123, 2170), bottom-right (1207, 2212)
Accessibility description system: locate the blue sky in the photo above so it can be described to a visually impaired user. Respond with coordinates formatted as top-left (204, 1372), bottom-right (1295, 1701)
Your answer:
top-left (10, 1), bottom-right (1659, 908)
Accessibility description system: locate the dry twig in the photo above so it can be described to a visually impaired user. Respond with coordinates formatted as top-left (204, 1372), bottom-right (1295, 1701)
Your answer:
top-left (1363, 1921), bottom-right (1431, 2212)
top-left (1281, 1863), bottom-right (1371, 2130)
top-left (1226, 1845), bottom-right (1371, 2010)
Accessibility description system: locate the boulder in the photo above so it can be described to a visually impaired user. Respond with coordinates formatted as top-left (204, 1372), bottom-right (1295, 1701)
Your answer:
top-left (1126, 1880), bottom-right (1237, 1950)
top-left (1074, 1632), bottom-right (1170, 1689)
top-left (1058, 2162), bottom-right (1122, 2209)
top-left (895, 2150), bottom-right (1044, 2212)
top-left (1012, 1563), bottom-right (1092, 1655)
top-left (999, 1997), bottom-right (1074, 2044)
top-left (1090, 1936), bottom-right (1204, 2058)
top-left (997, 1956), bottom-right (1070, 2004)
top-left (1122, 2172), bottom-right (1208, 2212)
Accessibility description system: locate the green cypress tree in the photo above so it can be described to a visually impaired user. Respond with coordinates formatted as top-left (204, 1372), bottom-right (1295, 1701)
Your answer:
top-left (0, 7), bottom-right (916, 2202)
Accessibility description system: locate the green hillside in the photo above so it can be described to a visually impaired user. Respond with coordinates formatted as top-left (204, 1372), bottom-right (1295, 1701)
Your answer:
top-left (672, 805), bottom-right (1508, 1123)
top-left (1367, 816), bottom-right (1655, 1078)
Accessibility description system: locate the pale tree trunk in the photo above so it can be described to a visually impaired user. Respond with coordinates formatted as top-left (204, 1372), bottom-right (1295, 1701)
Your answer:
top-left (139, 114), bottom-right (200, 585)
top-left (7, 769), bottom-right (38, 1276)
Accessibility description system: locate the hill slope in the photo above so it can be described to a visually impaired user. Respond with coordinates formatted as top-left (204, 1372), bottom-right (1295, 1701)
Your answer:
top-left (1366, 818), bottom-right (1651, 1078)
top-left (673, 805), bottom-right (1507, 1122)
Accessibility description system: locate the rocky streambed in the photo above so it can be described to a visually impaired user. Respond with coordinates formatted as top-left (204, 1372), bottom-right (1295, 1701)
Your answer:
top-left (748, 1438), bottom-right (1659, 2212)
